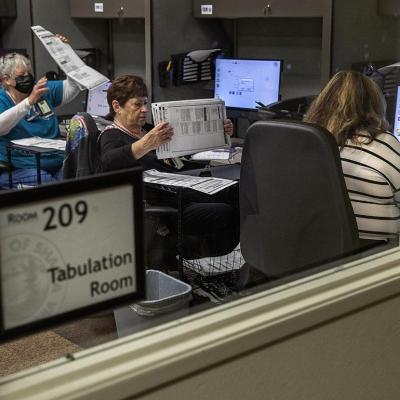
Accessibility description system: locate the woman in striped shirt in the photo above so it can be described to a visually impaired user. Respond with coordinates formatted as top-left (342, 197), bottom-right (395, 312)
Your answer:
top-left (304, 70), bottom-right (400, 241)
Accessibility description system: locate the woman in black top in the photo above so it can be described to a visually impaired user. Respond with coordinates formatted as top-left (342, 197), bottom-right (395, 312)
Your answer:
top-left (99, 75), bottom-right (238, 265)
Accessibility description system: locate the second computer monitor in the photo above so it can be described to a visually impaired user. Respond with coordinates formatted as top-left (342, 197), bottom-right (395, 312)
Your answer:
top-left (214, 58), bottom-right (282, 110)
top-left (86, 81), bottom-right (111, 117)
top-left (393, 86), bottom-right (400, 140)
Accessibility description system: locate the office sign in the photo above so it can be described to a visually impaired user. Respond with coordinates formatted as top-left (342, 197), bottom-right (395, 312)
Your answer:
top-left (0, 168), bottom-right (145, 338)
top-left (94, 2), bottom-right (104, 13)
top-left (201, 5), bottom-right (213, 15)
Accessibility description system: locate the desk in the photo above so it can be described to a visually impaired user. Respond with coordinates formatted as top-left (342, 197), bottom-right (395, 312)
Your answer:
top-left (7, 140), bottom-right (65, 188)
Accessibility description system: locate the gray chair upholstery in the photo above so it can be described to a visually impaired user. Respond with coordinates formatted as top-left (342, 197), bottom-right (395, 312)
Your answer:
top-left (240, 120), bottom-right (360, 278)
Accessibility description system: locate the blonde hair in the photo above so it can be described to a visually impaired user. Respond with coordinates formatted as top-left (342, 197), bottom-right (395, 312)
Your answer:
top-left (304, 70), bottom-right (388, 148)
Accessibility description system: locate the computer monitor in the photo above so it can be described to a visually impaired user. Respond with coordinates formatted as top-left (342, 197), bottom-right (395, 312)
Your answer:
top-left (365, 62), bottom-right (400, 133)
top-left (214, 58), bottom-right (282, 111)
top-left (393, 86), bottom-right (400, 140)
top-left (86, 80), bottom-right (111, 117)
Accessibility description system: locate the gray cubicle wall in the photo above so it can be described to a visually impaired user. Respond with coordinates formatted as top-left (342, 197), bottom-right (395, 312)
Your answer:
top-left (236, 18), bottom-right (323, 100)
top-left (0, 0), bottom-right (33, 59)
top-left (234, 17), bottom-right (324, 137)
top-left (235, 0), bottom-right (400, 100)
top-left (112, 18), bottom-right (146, 78)
top-left (332, 0), bottom-right (400, 72)
top-left (30, 0), bottom-right (109, 116)
top-left (151, 0), bottom-right (232, 102)
top-left (31, 0), bottom-right (147, 116)
top-left (1, 0), bottom-right (147, 116)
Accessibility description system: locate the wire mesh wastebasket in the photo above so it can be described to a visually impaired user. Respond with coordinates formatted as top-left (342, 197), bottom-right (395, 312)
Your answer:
top-left (182, 245), bottom-right (248, 302)
top-left (182, 244), bottom-right (244, 277)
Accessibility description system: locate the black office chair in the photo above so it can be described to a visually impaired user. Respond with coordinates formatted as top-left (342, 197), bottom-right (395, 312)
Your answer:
top-left (240, 120), bottom-right (360, 279)
top-left (62, 112), bottom-right (180, 268)
top-left (63, 112), bottom-right (102, 178)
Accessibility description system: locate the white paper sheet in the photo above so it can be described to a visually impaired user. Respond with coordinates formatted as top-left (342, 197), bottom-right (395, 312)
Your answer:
top-left (31, 26), bottom-right (109, 90)
top-left (143, 169), bottom-right (237, 195)
top-left (191, 148), bottom-right (239, 160)
top-left (152, 98), bottom-right (230, 159)
top-left (11, 137), bottom-right (66, 151)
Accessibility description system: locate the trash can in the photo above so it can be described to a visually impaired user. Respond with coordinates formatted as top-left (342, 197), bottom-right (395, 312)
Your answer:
top-left (131, 269), bottom-right (192, 316)
top-left (114, 269), bottom-right (192, 337)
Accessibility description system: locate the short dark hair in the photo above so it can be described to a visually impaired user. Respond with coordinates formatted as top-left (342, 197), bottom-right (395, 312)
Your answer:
top-left (107, 75), bottom-right (148, 117)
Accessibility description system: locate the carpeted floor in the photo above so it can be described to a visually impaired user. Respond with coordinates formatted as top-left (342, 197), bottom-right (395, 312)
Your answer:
top-left (0, 331), bottom-right (81, 377)
top-left (0, 310), bottom-right (118, 378)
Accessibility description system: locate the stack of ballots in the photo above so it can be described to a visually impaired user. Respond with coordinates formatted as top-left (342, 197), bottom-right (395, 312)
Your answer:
top-left (152, 98), bottom-right (230, 159)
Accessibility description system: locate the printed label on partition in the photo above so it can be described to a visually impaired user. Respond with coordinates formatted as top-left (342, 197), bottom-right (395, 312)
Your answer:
top-left (201, 5), bottom-right (213, 15)
top-left (0, 185), bottom-right (136, 330)
top-left (94, 2), bottom-right (104, 12)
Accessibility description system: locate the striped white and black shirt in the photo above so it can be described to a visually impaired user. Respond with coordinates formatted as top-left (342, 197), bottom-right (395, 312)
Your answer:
top-left (340, 131), bottom-right (400, 240)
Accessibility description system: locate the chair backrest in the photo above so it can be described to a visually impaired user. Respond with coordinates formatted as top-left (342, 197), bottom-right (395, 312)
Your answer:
top-left (63, 112), bottom-right (102, 179)
top-left (240, 120), bottom-right (359, 278)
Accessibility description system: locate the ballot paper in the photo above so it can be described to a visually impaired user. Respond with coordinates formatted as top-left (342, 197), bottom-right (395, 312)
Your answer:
top-left (143, 169), bottom-right (237, 195)
top-left (31, 26), bottom-right (109, 90)
top-left (152, 98), bottom-right (230, 159)
top-left (191, 147), bottom-right (239, 161)
top-left (11, 137), bottom-right (66, 151)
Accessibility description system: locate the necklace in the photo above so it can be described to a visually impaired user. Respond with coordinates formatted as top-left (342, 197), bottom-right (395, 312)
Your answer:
top-left (113, 120), bottom-right (144, 139)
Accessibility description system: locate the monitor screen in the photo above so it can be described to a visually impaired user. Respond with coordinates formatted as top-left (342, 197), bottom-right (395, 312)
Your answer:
top-left (393, 86), bottom-right (400, 140)
top-left (214, 58), bottom-right (282, 110)
top-left (86, 81), bottom-right (111, 117)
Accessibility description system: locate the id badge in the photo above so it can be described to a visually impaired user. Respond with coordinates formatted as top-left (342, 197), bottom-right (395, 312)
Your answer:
top-left (36, 99), bottom-right (54, 119)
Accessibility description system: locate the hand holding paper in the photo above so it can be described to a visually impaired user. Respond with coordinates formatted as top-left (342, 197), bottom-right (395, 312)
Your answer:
top-left (31, 25), bottom-right (109, 90)
top-left (152, 98), bottom-right (230, 159)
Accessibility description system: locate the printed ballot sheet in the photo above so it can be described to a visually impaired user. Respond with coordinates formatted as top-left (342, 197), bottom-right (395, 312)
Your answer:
top-left (11, 137), bottom-right (66, 151)
top-left (143, 169), bottom-right (237, 195)
top-left (31, 26), bottom-right (109, 90)
top-left (152, 98), bottom-right (230, 159)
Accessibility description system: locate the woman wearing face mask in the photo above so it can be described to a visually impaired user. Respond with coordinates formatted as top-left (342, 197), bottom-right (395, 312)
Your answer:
top-left (0, 36), bottom-right (80, 188)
